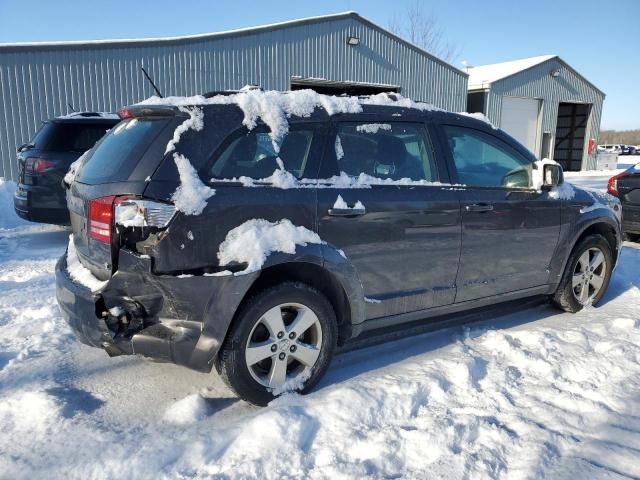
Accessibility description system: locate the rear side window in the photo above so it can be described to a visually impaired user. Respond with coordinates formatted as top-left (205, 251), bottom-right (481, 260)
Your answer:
top-left (32, 122), bottom-right (113, 152)
top-left (77, 118), bottom-right (170, 184)
top-left (209, 127), bottom-right (316, 179)
top-left (443, 125), bottom-right (532, 188)
top-left (330, 123), bottom-right (439, 182)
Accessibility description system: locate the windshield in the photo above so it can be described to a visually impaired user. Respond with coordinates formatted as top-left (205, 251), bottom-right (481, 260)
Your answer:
top-left (77, 118), bottom-right (170, 184)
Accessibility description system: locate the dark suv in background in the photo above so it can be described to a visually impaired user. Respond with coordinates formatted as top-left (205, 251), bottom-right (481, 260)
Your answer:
top-left (13, 112), bottom-right (118, 225)
top-left (608, 162), bottom-right (640, 240)
top-left (56, 92), bottom-right (622, 405)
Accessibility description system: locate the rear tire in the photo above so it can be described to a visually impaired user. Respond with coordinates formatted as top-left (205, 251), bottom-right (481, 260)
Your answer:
top-left (552, 234), bottom-right (613, 313)
top-left (215, 282), bottom-right (337, 406)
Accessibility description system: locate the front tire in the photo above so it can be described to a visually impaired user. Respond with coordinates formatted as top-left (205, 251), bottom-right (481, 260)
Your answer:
top-left (215, 282), bottom-right (337, 406)
top-left (552, 234), bottom-right (613, 313)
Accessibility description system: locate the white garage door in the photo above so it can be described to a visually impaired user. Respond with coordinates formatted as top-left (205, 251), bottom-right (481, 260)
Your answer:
top-left (500, 97), bottom-right (540, 155)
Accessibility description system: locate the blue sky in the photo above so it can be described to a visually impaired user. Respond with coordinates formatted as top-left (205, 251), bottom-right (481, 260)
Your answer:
top-left (0, 0), bottom-right (637, 130)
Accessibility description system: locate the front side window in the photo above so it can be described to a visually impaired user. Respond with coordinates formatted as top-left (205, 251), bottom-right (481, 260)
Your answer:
top-left (210, 128), bottom-right (315, 180)
top-left (443, 125), bottom-right (532, 188)
top-left (331, 123), bottom-right (439, 182)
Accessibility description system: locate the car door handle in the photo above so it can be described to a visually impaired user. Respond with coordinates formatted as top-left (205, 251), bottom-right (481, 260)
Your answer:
top-left (328, 207), bottom-right (366, 217)
top-left (465, 203), bottom-right (494, 212)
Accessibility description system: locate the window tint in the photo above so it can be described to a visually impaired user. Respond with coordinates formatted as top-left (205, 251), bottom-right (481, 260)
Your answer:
top-left (33, 122), bottom-right (113, 152)
top-left (77, 118), bottom-right (170, 184)
top-left (210, 128), bottom-right (314, 179)
top-left (443, 125), bottom-right (532, 188)
top-left (333, 123), bottom-right (438, 181)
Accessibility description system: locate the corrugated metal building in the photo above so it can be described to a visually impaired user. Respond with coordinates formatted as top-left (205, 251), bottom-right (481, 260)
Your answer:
top-left (0, 11), bottom-right (467, 181)
top-left (466, 55), bottom-right (605, 171)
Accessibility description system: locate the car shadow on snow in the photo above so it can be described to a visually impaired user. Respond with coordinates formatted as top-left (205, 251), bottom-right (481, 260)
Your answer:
top-left (45, 385), bottom-right (105, 418)
top-left (322, 297), bottom-right (559, 389)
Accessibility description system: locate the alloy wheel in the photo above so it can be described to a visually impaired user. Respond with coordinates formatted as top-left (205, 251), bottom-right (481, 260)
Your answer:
top-left (572, 247), bottom-right (607, 305)
top-left (244, 303), bottom-right (323, 390)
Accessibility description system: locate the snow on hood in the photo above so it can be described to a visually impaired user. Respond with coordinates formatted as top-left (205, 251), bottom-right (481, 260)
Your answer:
top-left (217, 219), bottom-right (324, 274)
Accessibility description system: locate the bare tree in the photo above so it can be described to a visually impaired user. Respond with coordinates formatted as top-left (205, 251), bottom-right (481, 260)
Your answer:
top-left (388, 2), bottom-right (459, 63)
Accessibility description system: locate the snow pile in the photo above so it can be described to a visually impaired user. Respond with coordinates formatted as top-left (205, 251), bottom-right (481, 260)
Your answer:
top-left (165, 107), bottom-right (215, 215)
top-left (355, 123), bottom-right (391, 134)
top-left (163, 394), bottom-right (210, 425)
top-left (217, 219), bottom-right (323, 274)
top-left (332, 195), bottom-right (365, 210)
top-left (65, 235), bottom-right (107, 292)
top-left (140, 90), bottom-right (441, 152)
top-left (142, 89), bottom-right (363, 152)
top-left (171, 153), bottom-right (215, 215)
top-left (0, 180), bottom-right (29, 229)
top-left (1, 214), bottom-right (640, 478)
top-left (63, 150), bottom-right (90, 186)
top-left (216, 169), bottom-right (457, 190)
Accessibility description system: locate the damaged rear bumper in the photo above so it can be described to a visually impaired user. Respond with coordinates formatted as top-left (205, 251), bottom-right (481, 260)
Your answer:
top-left (55, 248), bottom-right (258, 372)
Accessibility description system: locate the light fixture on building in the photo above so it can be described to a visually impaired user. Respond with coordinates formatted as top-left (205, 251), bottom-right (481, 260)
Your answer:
top-left (550, 69), bottom-right (561, 78)
top-left (346, 36), bottom-right (360, 46)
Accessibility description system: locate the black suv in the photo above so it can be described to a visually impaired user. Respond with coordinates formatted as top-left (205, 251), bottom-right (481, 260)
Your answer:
top-left (56, 92), bottom-right (622, 405)
top-left (13, 112), bottom-right (119, 225)
top-left (608, 162), bottom-right (640, 240)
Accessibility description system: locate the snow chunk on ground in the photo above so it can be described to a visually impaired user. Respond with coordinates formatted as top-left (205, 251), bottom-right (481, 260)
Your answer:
top-left (164, 394), bottom-right (210, 425)
top-left (333, 195), bottom-right (365, 210)
top-left (217, 219), bottom-right (323, 274)
top-left (65, 235), bottom-right (107, 292)
top-left (63, 150), bottom-right (90, 186)
top-left (356, 123), bottom-right (391, 134)
top-left (171, 153), bottom-right (215, 215)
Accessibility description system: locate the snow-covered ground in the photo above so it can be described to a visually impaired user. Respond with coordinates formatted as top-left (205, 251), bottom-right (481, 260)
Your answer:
top-left (1, 175), bottom-right (640, 479)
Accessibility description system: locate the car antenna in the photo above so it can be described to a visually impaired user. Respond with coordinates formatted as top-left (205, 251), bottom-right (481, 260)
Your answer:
top-left (68, 103), bottom-right (77, 112)
top-left (141, 67), bottom-right (163, 98)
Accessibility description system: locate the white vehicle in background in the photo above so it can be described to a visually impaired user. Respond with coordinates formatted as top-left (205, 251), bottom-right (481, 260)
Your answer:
top-left (598, 144), bottom-right (623, 154)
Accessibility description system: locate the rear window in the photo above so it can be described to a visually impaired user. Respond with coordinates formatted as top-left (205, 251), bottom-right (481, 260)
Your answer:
top-left (77, 118), bottom-right (170, 184)
top-left (32, 122), bottom-right (114, 152)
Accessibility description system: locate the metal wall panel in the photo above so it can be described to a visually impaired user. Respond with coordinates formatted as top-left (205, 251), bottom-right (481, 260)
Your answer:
top-left (0, 14), bottom-right (467, 180)
top-left (482, 57), bottom-right (604, 170)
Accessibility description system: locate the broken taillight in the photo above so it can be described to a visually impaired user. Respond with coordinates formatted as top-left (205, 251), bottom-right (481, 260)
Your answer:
top-left (89, 196), bottom-right (116, 244)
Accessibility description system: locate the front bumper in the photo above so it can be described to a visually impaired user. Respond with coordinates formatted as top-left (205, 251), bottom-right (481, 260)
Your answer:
top-left (55, 248), bottom-right (258, 372)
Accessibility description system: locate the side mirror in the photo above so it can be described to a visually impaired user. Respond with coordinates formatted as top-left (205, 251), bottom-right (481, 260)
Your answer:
top-left (542, 163), bottom-right (563, 189)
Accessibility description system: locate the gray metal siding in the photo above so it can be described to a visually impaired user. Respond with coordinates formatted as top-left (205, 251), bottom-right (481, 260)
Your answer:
top-left (0, 16), bottom-right (467, 180)
top-left (482, 57), bottom-right (604, 170)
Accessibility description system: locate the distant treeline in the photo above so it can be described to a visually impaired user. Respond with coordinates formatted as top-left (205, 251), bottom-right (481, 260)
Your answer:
top-left (599, 129), bottom-right (640, 145)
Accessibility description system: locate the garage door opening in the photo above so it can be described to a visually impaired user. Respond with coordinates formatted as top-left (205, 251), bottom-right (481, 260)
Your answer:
top-left (290, 77), bottom-right (400, 96)
top-left (553, 102), bottom-right (591, 171)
